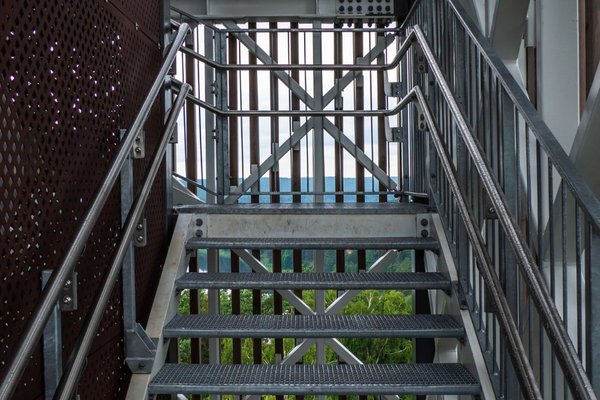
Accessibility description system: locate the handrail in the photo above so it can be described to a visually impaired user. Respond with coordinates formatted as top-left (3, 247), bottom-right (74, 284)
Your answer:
top-left (54, 84), bottom-right (192, 400)
top-left (410, 24), bottom-right (596, 399)
top-left (405, 0), bottom-right (600, 232)
top-left (178, 38), bottom-right (407, 71)
top-left (410, 86), bottom-right (542, 399)
top-left (0, 22), bottom-right (191, 400)
top-left (170, 7), bottom-right (402, 33)
top-left (171, 63), bottom-right (415, 117)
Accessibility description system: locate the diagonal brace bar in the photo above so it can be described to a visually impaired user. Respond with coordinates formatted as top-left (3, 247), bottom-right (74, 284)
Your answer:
top-left (323, 118), bottom-right (398, 190)
top-left (233, 250), bottom-right (315, 315)
top-left (223, 21), bottom-right (316, 110)
top-left (326, 250), bottom-right (398, 314)
top-left (225, 119), bottom-right (315, 204)
top-left (322, 33), bottom-right (398, 107)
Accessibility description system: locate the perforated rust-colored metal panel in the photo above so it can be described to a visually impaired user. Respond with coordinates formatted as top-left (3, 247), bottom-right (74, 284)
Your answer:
top-left (0, 0), bottom-right (165, 399)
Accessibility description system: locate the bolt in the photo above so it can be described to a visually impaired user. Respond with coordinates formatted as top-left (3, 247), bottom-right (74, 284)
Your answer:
top-left (135, 22), bottom-right (139, 30)
top-left (420, 218), bottom-right (428, 227)
top-left (135, 147), bottom-right (142, 154)
top-left (64, 279), bottom-right (72, 288)
top-left (137, 223), bottom-right (143, 230)
top-left (196, 229), bottom-right (203, 238)
top-left (138, 362), bottom-right (146, 369)
top-left (136, 235), bottom-right (144, 243)
top-left (63, 296), bottom-right (72, 305)
top-left (488, 207), bottom-right (496, 214)
top-left (421, 229), bottom-right (429, 238)
top-left (196, 219), bottom-right (203, 227)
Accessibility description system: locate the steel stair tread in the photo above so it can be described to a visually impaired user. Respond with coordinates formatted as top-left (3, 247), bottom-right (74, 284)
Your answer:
top-left (186, 236), bottom-right (440, 250)
top-left (164, 314), bottom-right (464, 338)
top-left (148, 364), bottom-right (480, 395)
top-left (176, 272), bottom-right (451, 290)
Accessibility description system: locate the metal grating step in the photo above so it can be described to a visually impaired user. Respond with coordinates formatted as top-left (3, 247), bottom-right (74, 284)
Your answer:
top-left (176, 272), bottom-right (451, 291)
top-left (164, 314), bottom-right (464, 339)
top-left (149, 364), bottom-right (480, 396)
top-left (186, 236), bottom-right (440, 250)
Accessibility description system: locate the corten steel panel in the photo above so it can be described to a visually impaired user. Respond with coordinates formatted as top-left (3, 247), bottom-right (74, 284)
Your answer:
top-left (0, 0), bottom-right (165, 399)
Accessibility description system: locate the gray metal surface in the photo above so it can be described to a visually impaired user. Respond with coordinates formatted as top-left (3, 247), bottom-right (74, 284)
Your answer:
top-left (186, 237), bottom-right (440, 250)
top-left (176, 272), bottom-right (450, 291)
top-left (149, 364), bottom-right (480, 395)
top-left (177, 202), bottom-right (431, 215)
top-left (164, 314), bottom-right (464, 339)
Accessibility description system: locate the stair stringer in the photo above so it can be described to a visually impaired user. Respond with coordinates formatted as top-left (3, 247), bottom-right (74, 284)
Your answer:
top-left (125, 214), bottom-right (195, 400)
top-left (427, 214), bottom-right (496, 400)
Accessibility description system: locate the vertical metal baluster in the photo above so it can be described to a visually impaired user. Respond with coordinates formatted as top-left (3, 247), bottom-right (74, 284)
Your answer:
top-left (547, 158), bottom-right (557, 400)
top-left (575, 205), bottom-right (582, 362)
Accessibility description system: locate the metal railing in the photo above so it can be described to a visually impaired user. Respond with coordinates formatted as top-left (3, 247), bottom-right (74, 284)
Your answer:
top-left (402, 0), bottom-right (600, 398)
top-left (170, 16), bottom-right (409, 205)
top-left (170, 4), bottom-right (600, 397)
top-left (168, 10), bottom-right (600, 398)
top-left (0, 22), bottom-right (192, 400)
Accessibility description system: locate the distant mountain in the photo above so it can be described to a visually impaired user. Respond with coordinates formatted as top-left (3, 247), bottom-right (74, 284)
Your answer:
top-left (189, 176), bottom-right (398, 203)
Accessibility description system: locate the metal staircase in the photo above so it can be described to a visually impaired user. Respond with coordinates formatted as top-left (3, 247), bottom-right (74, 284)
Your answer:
top-left (142, 204), bottom-right (483, 397)
top-left (2, 0), bottom-right (600, 399)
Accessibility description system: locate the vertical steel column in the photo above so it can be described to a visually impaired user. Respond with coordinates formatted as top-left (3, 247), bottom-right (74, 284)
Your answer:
top-left (204, 26), bottom-right (221, 372)
top-left (269, 22), bottom-right (284, 379)
top-left (248, 22), bottom-right (263, 367)
top-left (290, 25), bottom-right (304, 387)
top-left (215, 30), bottom-right (229, 203)
top-left (354, 27), bottom-right (367, 400)
top-left (184, 32), bottom-right (202, 376)
top-left (334, 30), bottom-right (347, 397)
top-left (226, 30), bottom-right (242, 365)
top-left (312, 21), bottom-right (326, 371)
top-left (354, 26), bottom-right (367, 287)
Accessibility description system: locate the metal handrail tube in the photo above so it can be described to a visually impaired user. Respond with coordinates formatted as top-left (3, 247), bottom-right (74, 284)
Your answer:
top-left (0, 22), bottom-right (191, 400)
top-left (411, 25), bottom-right (596, 399)
top-left (412, 86), bottom-right (542, 399)
top-left (53, 84), bottom-right (191, 400)
top-left (406, 0), bottom-right (600, 231)
top-left (172, 75), bottom-right (415, 117)
top-left (178, 32), bottom-right (412, 71)
top-left (170, 8), bottom-right (402, 33)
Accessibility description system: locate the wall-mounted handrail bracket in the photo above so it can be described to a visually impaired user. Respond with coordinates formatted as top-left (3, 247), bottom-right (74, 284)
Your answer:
top-left (125, 323), bottom-right (157, 374)
top-left (133, 129), bottom-right (146, 159)
top-left (134, 218), bottom-right (148, 248)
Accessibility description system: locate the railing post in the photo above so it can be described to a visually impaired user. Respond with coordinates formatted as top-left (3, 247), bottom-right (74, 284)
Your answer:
top-left (214, 30), bottom-right (229, 204)
top-left (588, 225), bottom-right (600, 391)
top-left (204, 26), bottom-right (217, 205)
top-left (500, 87), bottom-right (521, 400)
